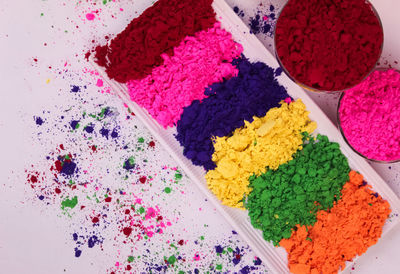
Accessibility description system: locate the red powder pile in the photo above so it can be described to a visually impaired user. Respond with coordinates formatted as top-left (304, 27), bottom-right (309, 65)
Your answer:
top-left (94, 0), bottom-right (216, 83)
top-left (280, 171), bottom-right (391, 274)
top-left (275, 0), bottom-right (383, 91)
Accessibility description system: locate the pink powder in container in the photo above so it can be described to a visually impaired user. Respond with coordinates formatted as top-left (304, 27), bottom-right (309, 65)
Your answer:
top-left (126, 22), bottom-right (243, 128)
top-left (338, 69), bottom-right (400, 162)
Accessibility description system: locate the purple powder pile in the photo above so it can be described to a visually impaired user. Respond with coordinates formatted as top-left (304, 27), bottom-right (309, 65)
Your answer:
top-left (175, 57), bottom-right (290, 170)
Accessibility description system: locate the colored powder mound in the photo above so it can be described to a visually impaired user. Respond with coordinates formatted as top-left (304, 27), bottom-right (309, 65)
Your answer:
top-left (339, 69), bottom-right (400, 161)
top-left (94, 0), bottom-right (216, 83)
top-left (246, 134), bottom-right (350, 245)
top-left (126, 23), bottom-right (243, 128)
top-left (176, 58), bottom-right (290, 170)
top-left (280, 171), bottom-right (391, 274)
top-left (206, 99), bottom-right (317, 208)
top-left (275, 0), bottom-right (383, 91)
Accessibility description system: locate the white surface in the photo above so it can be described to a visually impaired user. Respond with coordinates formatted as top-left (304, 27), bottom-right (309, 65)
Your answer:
top-left (1, 0), bottom-right (400, 273)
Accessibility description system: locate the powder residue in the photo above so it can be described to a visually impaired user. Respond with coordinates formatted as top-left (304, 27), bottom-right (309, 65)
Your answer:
top-left (94, 0), bottom-right (216, 82)
top-left (176, 58), bottom-right (289, 170)
top-left (126, 23), bottom-right (243, 128)
top-left (280, 171), bottom-right (391, 274)
top-left (206, 99), bottom-right (317, 208)
top-left (275, 0), bottom-right (383, 91)
top-left (339, 69), bottom-right (400, 161)
top-left (246, 134), bottom-right (350, 245)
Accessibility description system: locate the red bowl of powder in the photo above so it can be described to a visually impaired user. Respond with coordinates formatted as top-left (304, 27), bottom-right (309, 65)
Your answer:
top-left (337, 68), bottom-right (400, 163)
top-left (274, 0), bottom-right (383, 92)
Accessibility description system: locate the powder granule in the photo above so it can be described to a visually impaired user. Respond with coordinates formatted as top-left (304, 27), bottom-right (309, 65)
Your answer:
top-left (176, 58), bottom-right (289, 170)
top-left (206, 99), bottom-right (316, 208)
top-left (126, 23), bottom-right (243, 128)
top-left (280, 171), bottom-right (391, 274)
top-left (246, 134), bottom-right (350, 245)
top-left (94, 0), bottom-right (216, 83)
top-left (339, 69), bottom-right (400, 161)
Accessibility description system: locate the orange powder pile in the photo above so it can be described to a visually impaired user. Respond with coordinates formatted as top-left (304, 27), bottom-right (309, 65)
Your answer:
top-left (280, 171), bottom-right (391, 274)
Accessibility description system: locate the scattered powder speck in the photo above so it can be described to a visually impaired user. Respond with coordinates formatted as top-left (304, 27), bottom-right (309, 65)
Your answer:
top-left (249, 4), bottom-right (277, 37)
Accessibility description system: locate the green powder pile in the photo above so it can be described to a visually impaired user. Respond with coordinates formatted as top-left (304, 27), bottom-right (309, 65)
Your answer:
top-left (245, 134), bottom-right (350, 245)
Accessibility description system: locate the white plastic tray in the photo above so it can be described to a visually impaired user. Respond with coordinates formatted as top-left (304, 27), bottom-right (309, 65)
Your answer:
top-left (89, 0), bottom-right (400, 272)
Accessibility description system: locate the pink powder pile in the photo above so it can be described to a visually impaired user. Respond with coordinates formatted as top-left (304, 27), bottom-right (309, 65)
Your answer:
top-left (339, 69), bottom-right (400, 161)
top-left (126, 23), bottom-right (243, 128)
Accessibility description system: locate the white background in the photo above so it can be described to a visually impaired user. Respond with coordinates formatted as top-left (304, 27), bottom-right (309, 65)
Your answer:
top-left (1, 0), bottom-right (399, 273)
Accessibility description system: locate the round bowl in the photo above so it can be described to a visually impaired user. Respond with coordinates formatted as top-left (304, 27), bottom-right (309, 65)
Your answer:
top-left (274, 0), bottom-right (384, 93)
top-left (337, 69), bottom-right (400, 163)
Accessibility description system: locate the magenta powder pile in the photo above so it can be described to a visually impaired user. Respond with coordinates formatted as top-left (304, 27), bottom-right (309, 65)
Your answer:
top-left (339, 69), bottom-right (400, 161)
top-left (127, 23), bottom-right (243, 128)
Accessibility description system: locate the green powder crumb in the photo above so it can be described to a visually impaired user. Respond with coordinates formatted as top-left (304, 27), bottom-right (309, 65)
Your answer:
top-left (164, 187), bottom-right (172, 194)
top-left (167, 255), bottom-right (176, 265)
top-left (61, 196), bottom-right (78, 210)
top-left (138, 137), bottom-right (145, 143)
top-left (216, 264), bottom-right (223, 270)
top-left (246, 134), bottom-right (350, 246)
top-left (175, 172), bottom-right (183, 180)
top-left (127, 256), bottom-right (134, 262)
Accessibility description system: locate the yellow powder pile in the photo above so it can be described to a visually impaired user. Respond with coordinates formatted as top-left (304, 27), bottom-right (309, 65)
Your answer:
top-left (206, 99), bottom-right (317, 208)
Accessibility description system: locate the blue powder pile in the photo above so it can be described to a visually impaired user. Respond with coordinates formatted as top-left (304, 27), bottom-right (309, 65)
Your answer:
top-left (175, 57), bottom-right (289, 170)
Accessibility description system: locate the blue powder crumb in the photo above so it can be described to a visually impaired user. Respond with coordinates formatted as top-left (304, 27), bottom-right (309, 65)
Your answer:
top-left (35, 116), bottom-right (44, 125)
top-left (233, 6), bottom-right (245, 17)
top-left (84, 124), bottom-right (94, 133)
top-left (74, 248), bottom-right (82, 257)
top-left (275, 67), bottom-right (283, 76)
top-left (176, 57), bottom-right (289, 170)
top-left (70, 120), bottom-right (80, 129)
top-left (61, 160), bottom-right (77, 176)
top-left (71, 85), bottom-right (80, 93)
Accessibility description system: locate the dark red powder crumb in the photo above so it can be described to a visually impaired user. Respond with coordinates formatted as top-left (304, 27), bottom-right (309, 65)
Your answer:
top-left (105, 197), bottom-right (112, 202)
top-left (275, 0), bottom-right (383, 91)
top-left (94, 0), bottom-right (216, 83)
top-left (139, 176), bottom-right (147, 184)
top-left (92, 217), bottom-right (99, 223)
top-left (123, 227), bottom-right (133, 237)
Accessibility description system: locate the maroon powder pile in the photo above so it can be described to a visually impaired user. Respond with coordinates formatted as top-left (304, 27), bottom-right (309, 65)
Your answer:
top-left (94, 0), bottom-right (216, 83)
top-left (275, 0), bottom-right (383, 91)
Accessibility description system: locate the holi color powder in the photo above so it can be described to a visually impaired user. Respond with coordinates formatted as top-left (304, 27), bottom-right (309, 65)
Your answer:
top-left (127, 23), bottom-right (243, 128)
top-left (176, 57), bottom-right (289, 171)
top-left (339, 69), bottom-right (400, 161)
top-left (246, 134), bottom-right (350, 245)
top-left (206, 100), bottom-right (316, 208)
top-left (280, 171), bottom-right (391, 274)
top-left (94, 0), bottom-right (216, 82)
top-left (275, 0), bottom-right (383, 91)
